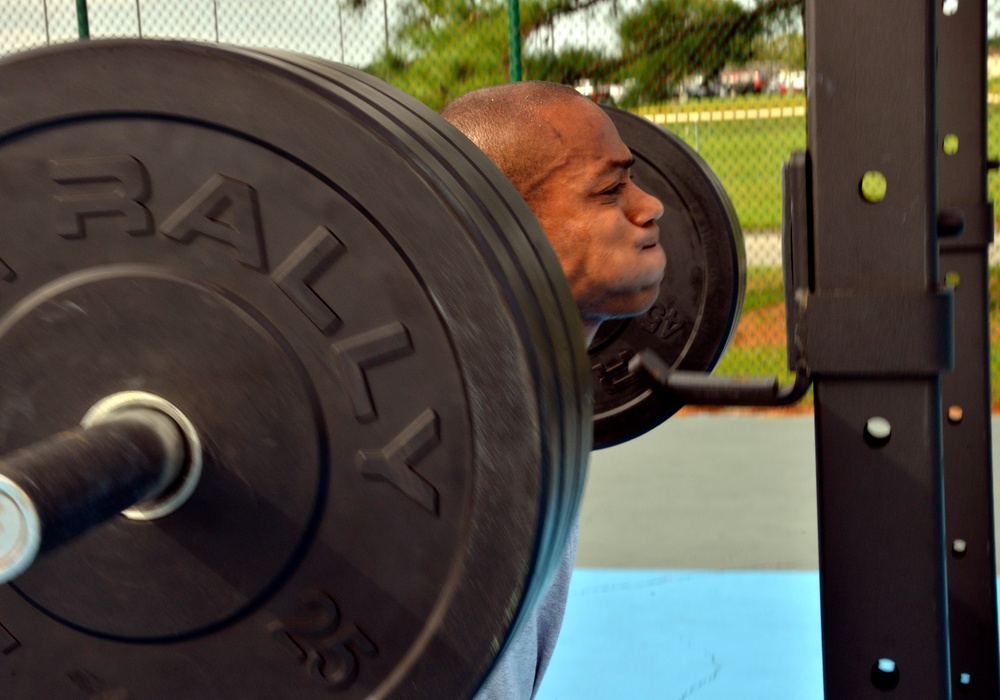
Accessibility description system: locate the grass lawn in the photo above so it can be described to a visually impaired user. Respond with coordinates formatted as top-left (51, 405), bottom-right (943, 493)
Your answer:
top-left (635, 92), bottom-right (807, 116)
top-left (631, 95), bottom-right (806, 232)
top-left (630, 99), bottom-right (1000, 233)
top-left (657, 115), bottom-right (805, 232)
top-left (713, 266), bottom-right (800, 401)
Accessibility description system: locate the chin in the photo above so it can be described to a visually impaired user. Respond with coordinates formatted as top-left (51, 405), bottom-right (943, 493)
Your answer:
top-left (595, 300), bottom-right (657, 322)
top-left (582, 284), bottom-right (662, 323)
top-left (629, 287), bottom-right (661, 316)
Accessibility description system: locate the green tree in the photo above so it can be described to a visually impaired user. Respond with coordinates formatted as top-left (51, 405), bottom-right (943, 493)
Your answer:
top-left (617, 0), bottom-right (801, 106)
top-left (525, 47), bottom-right (617, 85)
top-left (364, 0), bottom-right (509, 108)
top-left (360, 0), bottom-right (802, 110)
top-left (753, 31), bottom-right (805, 71)
top-left (364, 0), bottom-right (623, 108)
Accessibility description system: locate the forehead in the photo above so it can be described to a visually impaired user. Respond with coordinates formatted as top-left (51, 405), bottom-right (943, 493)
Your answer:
top-left (540, 99), bottom-right (631, 174)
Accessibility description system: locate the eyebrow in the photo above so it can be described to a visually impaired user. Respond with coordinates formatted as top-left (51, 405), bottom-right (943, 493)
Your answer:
top-left (601, 155), bottom-right (636, 177)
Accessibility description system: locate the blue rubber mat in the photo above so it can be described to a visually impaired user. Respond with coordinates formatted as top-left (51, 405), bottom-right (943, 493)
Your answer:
top-left (538, 416), bottom-right (999, 699)
top-left (538, 569), bottom-right (824, 700)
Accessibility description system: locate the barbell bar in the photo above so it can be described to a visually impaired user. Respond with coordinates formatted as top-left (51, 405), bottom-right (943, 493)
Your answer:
top-left (0, 393), bottom-right (197, 583)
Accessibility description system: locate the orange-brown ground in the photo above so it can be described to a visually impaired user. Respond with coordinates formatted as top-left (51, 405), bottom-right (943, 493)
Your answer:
top-left (731, 304), bottom-right (788, 348)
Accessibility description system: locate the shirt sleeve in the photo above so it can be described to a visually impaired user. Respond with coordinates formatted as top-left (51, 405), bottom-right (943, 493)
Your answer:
top-left (472, 517), bottom-right (580, 699)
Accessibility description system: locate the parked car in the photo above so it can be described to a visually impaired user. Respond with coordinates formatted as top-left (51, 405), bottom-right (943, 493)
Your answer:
top-left (719, 69), bottom-right (768, 95)
top-left (574, 79), bottom-right (628, 105)
top-left (775, 70), bottom-right (806, 94)
top-left (681, 74), bottom-right (723, 99)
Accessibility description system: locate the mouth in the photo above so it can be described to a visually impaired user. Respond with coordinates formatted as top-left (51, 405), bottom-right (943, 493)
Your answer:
top-left (638, 228), bottom-right (661, 251)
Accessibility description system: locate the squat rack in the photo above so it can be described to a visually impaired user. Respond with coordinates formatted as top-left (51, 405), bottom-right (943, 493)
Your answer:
top-left (805, 1), bottom-right (997, 698)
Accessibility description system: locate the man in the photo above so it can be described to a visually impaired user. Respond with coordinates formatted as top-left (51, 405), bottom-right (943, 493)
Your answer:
top-left (441, 82), bottom-right (666, 698)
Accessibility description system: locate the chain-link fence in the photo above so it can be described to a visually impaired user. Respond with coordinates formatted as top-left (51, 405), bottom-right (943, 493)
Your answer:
top-left (2, 0), bottom-right (998, 410)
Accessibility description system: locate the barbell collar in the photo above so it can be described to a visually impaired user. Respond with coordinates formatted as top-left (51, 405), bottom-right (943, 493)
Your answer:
top-left (0, 405), bottom-right (187, 584)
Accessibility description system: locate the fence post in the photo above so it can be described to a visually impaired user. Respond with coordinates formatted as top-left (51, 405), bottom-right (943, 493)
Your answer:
top-left (507, 0), bottom-right (522, 82)
top-left (75, 0), bottom-right (90, 39)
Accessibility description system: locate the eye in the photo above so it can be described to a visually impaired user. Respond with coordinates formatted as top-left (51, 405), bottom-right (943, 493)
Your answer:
top-left (601, 179), bottom-right (627, 197)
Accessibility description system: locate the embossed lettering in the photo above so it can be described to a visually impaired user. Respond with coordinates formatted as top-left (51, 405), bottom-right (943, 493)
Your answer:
top-left (0, 257), bottom-right (14, 283)
top-left (50, 155), bottom-right (151, 238)
top-left (160, 174), bottom-right (265, 270)
top-left (637, 303), bottom-right (685, 340)
top-left (332, 323), bottom-right (413, 422)
top-left (269, 590), bottom-right (341, 662)
top-left (273, 226), bottom-right (345, 334)
top-left (592, 350), bottom-right (639, 394)
top-left (66, 670), bottom-right (107, 694)
top-left (0, 621), bottom-right (19, 654)
top-left (269, 589), bottom-right (377, 692)
top-left (358, 409), bottom-right (440, 515)
top-left (307, 625), bottom-right (377, 690)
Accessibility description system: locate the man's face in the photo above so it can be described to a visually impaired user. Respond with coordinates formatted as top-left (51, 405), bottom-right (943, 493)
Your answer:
top-left (529, 99), bottom-right (666, 334)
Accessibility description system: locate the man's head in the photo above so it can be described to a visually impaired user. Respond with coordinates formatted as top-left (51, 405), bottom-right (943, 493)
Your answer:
top-left (442, 82), bottom-right (666, 343)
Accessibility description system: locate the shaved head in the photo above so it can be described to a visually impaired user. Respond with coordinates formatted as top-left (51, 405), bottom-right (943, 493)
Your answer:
top-left (442, 81), bottom-right (665, 343)
top-left (441, 81), bottom-right (589, 206)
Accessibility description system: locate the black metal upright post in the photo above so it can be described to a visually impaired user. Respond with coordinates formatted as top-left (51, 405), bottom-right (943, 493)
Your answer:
top-left (937, 1), bottom-right (999, 697)
top-left (805, 1), bottom-right (953, 698)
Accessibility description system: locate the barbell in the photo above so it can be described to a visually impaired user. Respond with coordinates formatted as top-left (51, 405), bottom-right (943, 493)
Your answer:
top-left (0, 40), bottom-right (745, 697)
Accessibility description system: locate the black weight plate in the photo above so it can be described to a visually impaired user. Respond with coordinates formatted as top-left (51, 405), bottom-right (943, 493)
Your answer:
top-left (0, 40), bottom-right (589, 699)
top-left (307, 56), bottom-right (592, 545)
top-left (241, 46), bottom-right (589, 634)
top-left (591, 106), bottom-right (746, 449)
top-left (247, 48), bottom-right (589, 687)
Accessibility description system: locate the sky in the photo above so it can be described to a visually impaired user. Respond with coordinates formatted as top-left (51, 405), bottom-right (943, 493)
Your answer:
top-left (2, 0), bottom-right (999, 65)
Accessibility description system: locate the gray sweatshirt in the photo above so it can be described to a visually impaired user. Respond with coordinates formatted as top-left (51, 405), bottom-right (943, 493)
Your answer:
top-left (472, 519), bottom-right (580, 699)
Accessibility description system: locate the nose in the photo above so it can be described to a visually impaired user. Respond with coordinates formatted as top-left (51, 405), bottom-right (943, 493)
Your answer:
top-left (628, 184), bottom-right (664, 227)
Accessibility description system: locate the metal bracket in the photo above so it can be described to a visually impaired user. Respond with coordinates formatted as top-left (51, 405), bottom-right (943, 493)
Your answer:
top-left (797, 289), bottom-right (954, 377)
top-left (629, 349), bottom-right (811, 407)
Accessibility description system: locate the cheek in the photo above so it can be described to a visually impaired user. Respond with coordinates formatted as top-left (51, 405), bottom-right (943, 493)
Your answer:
top-left (538, 217), bottom-right (592, 278)
top-left (595, 224), bottom-right (634, 265)
top-left (554, 239), bottom-right (590, 283)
